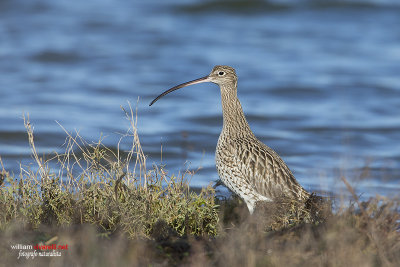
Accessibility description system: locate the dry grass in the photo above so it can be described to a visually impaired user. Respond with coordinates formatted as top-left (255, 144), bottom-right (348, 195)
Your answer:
top-left (0, 103), bottom-right (399, 266)
top-left (0, 103), bottom-right (218, 238)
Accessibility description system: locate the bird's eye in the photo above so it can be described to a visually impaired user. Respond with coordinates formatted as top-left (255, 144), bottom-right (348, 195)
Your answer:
top-left (218, 71), bottom-right (225, 76)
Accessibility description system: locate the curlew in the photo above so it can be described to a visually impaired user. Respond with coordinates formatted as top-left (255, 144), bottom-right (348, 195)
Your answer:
top-left (149, 65), bottom-right (310, 214)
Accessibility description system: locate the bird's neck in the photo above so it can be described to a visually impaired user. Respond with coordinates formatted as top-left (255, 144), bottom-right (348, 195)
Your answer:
top-left (219, 83), bottom-right (253, 139)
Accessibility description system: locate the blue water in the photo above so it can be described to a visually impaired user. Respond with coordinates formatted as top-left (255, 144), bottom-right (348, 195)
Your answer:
top-left (1, 0), bottom-right (399, 199)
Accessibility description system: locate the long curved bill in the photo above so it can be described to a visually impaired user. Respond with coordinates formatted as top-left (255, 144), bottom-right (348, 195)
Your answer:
top-left (149, 76), bottom-right (211, 106)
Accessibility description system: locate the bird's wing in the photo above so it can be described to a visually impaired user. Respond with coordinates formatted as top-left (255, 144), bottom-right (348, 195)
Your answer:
top-left (216, 141), bottom-right (272, 203)
top-left (231, 137), bottom-right (309, 200)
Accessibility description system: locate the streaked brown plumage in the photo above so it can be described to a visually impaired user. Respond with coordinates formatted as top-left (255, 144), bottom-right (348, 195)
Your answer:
top-left (150, 65), bottom-right (309, 214)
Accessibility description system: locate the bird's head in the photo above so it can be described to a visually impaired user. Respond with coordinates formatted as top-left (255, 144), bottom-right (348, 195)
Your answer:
top-left (149, 65), bottom-right (237, 106)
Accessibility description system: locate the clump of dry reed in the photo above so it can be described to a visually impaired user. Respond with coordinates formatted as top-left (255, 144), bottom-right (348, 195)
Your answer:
top-left (0, 103), bottom-right (219, 239)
